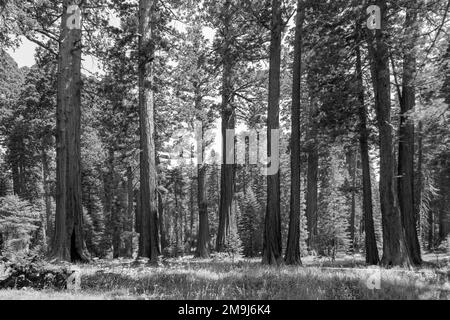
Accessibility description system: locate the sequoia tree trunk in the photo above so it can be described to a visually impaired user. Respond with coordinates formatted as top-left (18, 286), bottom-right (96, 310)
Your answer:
top-left (355, 41), bottom-right (380, 265)
top-left (138, 0), bottom-right (160, 262)
top-left (51, 0), bottom-right (89, 262)
top-left (398, 3), bottom-right (422, 265)
top-left (368, 0), bottom-right (411, 267)
top-left (285, 0), bottom-right (304, 266)
top-left (262, 0), bottom-right (283, 265)
top-left (216, 0), bottom-right (237, 252)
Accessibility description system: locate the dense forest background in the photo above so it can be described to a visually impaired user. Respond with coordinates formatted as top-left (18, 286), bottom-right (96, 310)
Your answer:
top-left (0, 0), bottom-right (449, 273)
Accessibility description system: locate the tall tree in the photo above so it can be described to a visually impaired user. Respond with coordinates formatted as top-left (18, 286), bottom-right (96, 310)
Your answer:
top-left (398, 2), bottom-right (422, 265)
top-left (305, 74), bottom-right (319, 252)
top-left (51, 0), bottom-right (89, 262)
top-left (262, 0), bottom-right (283, 265)
top-left (285, 0), bottom-right (304, 266)
top-left (138, 0), bottom-right (160, 261)
top-left (368, 0), bottom-right (411, 266)
top-left (216, 0), bottom-right (237, 252)
top-left (355, 34), bottom-right (380, 265)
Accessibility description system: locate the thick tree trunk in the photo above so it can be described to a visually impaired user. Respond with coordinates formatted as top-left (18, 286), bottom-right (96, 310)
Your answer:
top-left (262, 0), bottom-right (283, 265)
top-left (355, 42), bottom-right (380, 265)
top-left (285, 0), bottom-right (304, 266)
top-left (51, 0), bottom-right (89, 262)
top-left (398, 4), bottom-right (422, 265)
top-left (138, 0), bottom-right (160, 262)
top-left (216, 0), bottom-right (237, 252)
top-left (369, 0), bottom-right (410, 267)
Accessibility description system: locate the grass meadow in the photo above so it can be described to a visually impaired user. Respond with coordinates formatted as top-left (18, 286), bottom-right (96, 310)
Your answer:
top-left (0, 253), bottom-right (448, 300)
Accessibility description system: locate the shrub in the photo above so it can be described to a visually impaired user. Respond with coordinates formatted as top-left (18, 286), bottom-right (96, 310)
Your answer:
top-left (0, 195), bottom-right (39, 256)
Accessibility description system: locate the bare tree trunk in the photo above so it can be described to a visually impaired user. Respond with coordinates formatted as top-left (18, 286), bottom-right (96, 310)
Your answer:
top-left (138, 0), bottom-right (160, 262)
top-left (0, 232), bottom-right (3, 256)
top-left (415, 121), bottom-right (423, 243)
top-left (216, 0), bottom-right (237, 252)
top-left (51, 0), bottom-right (88, 262)
top-left (368, 0), bottom-right (410, 267)
top-left (262, 0), bottom-right (283, 266)
top-left (12, 163), bottom-right (21, 196)
top-left (428, 209), bottom-right (434, 251)
top-left (345, 148), bottom-right (357, 253)
top-left (105, 148), bottom-right (120, 259)
top-left (125, 166), bottom-right (134, 257)
top-left (398, 4), bottom-right (421, 265)
top-left (174, 177), bottom-right (180, 254)
top-left (157, 189), bottom-right (167, 253)
top-left (135, 189), bottom-right (142, 255)
top-left (41, 143), bottom-right (52, 250)
top-left (196, 163), bottom-right (210, 258)
top-left (305, 76), bottom-right (319, 252)
top-left (355, 41), bottom-right (379, 265)
top-left (285, 0), bottom-right (304, 266)
top-left (189, 154), bottom-right (194, 252)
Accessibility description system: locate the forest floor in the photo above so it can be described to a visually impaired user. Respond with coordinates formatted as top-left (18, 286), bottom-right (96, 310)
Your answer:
top-left (0, 253), bottom-right (449, 300)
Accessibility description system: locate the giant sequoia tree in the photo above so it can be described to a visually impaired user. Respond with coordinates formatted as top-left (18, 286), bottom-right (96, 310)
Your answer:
top-left (262, 0), bottom-right (283, 266)
top-left (51, 0), bottom-right (89, 262)
top-left (138, 0), bottom-right (160, 262)
top-left (398, 1), bottom-right (422, 265)
top-left (355, 34), bottom-right (380, 265)
top-left (368, 0), bottom-right (410, 266)
top-left (285, 0), bottom-right (304, 266)
top-left (216, 0), bottom-right (237, 252)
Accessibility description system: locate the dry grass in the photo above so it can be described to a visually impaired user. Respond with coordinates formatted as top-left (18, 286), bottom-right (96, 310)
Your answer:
top-left (1, 253), bottom-right (449, 300)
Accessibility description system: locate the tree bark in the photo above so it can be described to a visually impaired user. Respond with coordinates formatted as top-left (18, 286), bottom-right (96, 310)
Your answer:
top-left (41, 142), bottom-right (52, 250)
top-left (138, 0), bottom-right (160, 262)
top-left (135, 189), bottom-right (142, 255)
top-left (355, 41), bottom-right (380, 265)
top-left (368, 0), bottom-right (410, 267)
top-left (125, 166), bottom-right (134, 257)
top-left (51, 0), bottom-right (89, 262)
top-left (262, 0), bottom-right (283, 265)
top-left (415, 121), bottom-right (423, 243)
top-left (428, 209), bottom-right (434, 250)
top-left (345, 148), bottom-right (357, 253)
top-left (398, 4), bottom-right (422, 265)
top-left (305, 76), bottom-right (319, 252)
top-left (285, 0), bottom-right (304, 266)
top-left (0, 232), bottom-right (3, 256)
top-left (216, 0), bottom-right (237, 252)
top-left (196, 163), bottom-right (210, 258)
top-left (157, 188), bottom-right (167, 253)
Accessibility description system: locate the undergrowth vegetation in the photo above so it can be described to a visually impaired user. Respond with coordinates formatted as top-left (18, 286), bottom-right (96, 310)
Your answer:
top-left (1, 254), bottom-right (448, 300)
